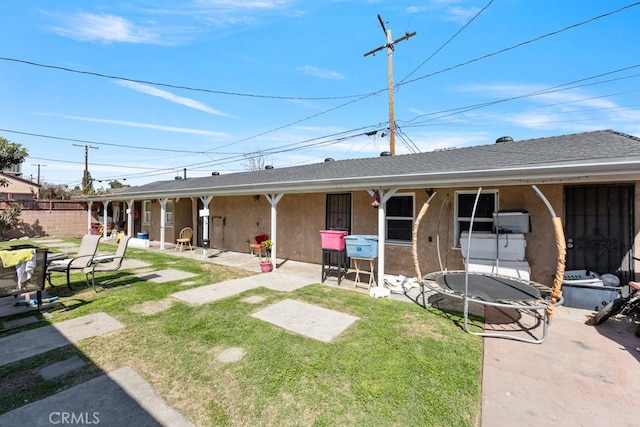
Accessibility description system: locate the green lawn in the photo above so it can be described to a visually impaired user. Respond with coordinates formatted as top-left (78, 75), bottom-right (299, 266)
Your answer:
top-left (0, 239), bottom-right (483, 426)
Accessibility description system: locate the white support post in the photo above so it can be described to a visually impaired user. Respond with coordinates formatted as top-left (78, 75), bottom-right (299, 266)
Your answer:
top-left (265, 194), bottom-right (284, 269)
top-left (127, 199), bottom-right (134, 237)
top-left (159, 198), bottom-right (167, 250)
top-left (200, 196), bottom-right (213, 259)
top-left (87, 201), bottom-right (93, 235)
top-left (368, 189), bottom-right (397, 288)
top-left (102, 201), bottom-right (109, 239)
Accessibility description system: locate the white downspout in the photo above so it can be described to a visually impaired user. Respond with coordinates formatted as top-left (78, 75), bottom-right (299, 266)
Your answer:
top-left (370, 189), bottom-right (397, 288)
top-left (200, 196), bottom-right (213, 259)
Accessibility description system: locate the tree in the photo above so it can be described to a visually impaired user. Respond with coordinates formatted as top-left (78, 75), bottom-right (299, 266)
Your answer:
top-left (40, 182), bottom-right (71, 200)
top-left (0, 204), bottom-right (21, 239)
top-left (0, 136), bottom-right (28, 187)
top-left (0, 136), bottom-right (28, 171)
top-left (109, 179), bottom-right (129, 189)
top-left (243, 150), bottom-right (267, 171)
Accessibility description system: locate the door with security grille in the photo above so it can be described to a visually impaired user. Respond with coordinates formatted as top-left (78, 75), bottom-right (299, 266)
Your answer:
top-left (564, 184), bottom-right (634, 283)
top-left (324, 193), bottom-right (352, 266)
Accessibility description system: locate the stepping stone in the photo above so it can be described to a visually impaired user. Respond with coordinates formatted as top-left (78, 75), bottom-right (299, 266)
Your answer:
top-left (171, 280), bottom-right (258, 306)
top-left (0, 366), bottom-right (193, 426)
top-left (44, 242), bottom-right (79, 248)
top-left (0, 312), bottom-right (124, 367)
top-left (135, 269), bottom-right (197, 284)
top-left (1, 315), bottom-right (39, 330)
top-left (252, 299), bottom-right (359, 343)
top-left (218, 347), bottom-right (245, 363)
top-left (121, 259), bottom-right (152, 270)
top-left (40, 355), bottom-right (87, 380)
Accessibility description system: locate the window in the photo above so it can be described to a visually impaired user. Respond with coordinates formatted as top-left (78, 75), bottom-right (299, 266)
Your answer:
top-left (386, 194), bottom-right (414, 243)
top-left (143, 201), bottom-right (151, 224)
top-left (165, 200), bottom-right (173, 226)
top-left (454, 190), bottom-right (497, 247)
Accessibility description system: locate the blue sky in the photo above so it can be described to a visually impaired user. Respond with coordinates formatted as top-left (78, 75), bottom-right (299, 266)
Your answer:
top-left (2, 0), bottom-right (639, 189)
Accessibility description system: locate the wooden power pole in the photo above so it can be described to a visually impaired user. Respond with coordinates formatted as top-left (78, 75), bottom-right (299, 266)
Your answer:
top-left (364, 15), bottom-right (416, 156)
top-left (73, 144), bottom-right (99, 194)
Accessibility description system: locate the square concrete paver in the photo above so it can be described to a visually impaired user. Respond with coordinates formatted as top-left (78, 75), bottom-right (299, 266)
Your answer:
top-left (252, 299), bottom-right (359, 343)
top-left (0, 312), bottom-right (124, 367)
top-left (135, 268), bottom-right (197, 284)
top-left (0, 366), bottom-right (193, 426)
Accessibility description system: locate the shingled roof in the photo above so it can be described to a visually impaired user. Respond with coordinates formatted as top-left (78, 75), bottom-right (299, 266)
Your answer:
top-left (96, 129), bottom-right (640, 200)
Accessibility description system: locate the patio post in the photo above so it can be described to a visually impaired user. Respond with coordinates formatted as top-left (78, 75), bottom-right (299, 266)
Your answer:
top-left (266, 193), bottom-right (284, 269)
top-left (127, 199), bottom-right (134, 237)
top-left (101, 201), bottom-right (109, 239)
top-left (159, 198), bottom-right (168, 250)
top-left (87, 201), bottom-right (93, 234)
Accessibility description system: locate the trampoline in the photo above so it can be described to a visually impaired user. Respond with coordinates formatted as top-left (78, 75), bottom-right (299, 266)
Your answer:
top-left (413, 185), bottom-right (566, 344)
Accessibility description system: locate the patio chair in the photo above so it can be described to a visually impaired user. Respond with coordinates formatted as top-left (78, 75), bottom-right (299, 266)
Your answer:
top-left (250, 234), bottom-right (269, 257)
top-left (47, 234), bottom-right (102, 289)
top-left (84, 236), bottom-right (131, 291)
top-left (175, 227), bottom-right (193, 251)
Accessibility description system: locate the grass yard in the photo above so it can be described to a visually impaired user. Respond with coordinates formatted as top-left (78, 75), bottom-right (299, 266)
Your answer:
top-left (0, 239), bottom-right (483, 426)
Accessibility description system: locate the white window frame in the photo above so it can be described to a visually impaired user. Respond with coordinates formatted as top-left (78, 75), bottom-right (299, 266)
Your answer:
top-left (143, 200), bottom-right (151, 225)
top-left (385, 192), bottom-right (415, 244)
top-left (454, 190), bottom-right (498, 247)
top-left (165, 200), bottom-right (174, 226)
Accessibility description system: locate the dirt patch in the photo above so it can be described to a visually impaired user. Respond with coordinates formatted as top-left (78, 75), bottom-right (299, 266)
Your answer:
top-left (129, 299), bottom-right (174, 315)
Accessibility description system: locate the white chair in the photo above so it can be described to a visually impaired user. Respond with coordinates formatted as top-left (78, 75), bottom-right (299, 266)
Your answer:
top-left (47, 234), bottom-right (102, 289)
top-left (84, 236), bottom-right (131, 291)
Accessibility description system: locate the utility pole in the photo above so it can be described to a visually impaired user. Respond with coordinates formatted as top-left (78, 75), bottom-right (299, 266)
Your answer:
top-left (364, 15), bottom-right (416, 156)
top-left (73, 144), bottom-right (99, 194)
top-left (31, 163), bottom-right (46, 198)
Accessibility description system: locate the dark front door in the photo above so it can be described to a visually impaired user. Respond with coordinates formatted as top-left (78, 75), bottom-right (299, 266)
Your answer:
top-left (324, 193), bottom-right (352, 266)
top-left (564, 184), bottom-right (635, 283)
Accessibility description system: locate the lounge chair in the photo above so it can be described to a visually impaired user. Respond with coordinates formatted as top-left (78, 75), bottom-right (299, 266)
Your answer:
top-left (47, 234), bottom-right (102, 289)
top-left (84, 236), bottom-right (131, 291)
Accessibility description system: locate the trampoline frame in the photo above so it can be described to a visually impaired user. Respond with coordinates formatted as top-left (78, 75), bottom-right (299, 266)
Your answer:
top-left (415, 185), bottom-right (566, 344)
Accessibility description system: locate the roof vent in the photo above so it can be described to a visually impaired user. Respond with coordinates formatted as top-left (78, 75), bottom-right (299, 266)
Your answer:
top-left (324, 158), bottom-right (334, 162)
top-left (211, 172), bottom-right (220, 176)
top-left (265, 165), bottom-right (274, 170)
top-left (380, 151), bottom-right (392, 157)
top-left (495, 136), bottom-right (514, 143)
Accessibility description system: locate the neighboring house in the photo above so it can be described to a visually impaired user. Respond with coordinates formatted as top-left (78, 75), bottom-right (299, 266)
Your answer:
top-left (85, 130), bottom-right (640, 285)
top-left (0, 171), bottom-right (38, 201)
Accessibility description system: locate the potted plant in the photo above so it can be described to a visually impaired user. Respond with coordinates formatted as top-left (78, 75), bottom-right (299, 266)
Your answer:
top-left (260, 239), bottom-right (273, 272)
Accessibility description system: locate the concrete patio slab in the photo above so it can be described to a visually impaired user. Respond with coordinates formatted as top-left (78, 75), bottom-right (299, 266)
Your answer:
top-left (121, 259), bottom-right (152, 270)
top-left (43, 242), bottom-right (79, 249)
top-left (172, 279), bottom-right (259, 305)
top-left (252, 298), bottom-right (359, 343)
top-left (1, 315), bottom-right (39, 330)
top-left (39, 355), bottom-right (87, 380)
top-left (0, 366), bottom-right (193, 426)
top-left (0, 312), bottom-right (124, 367)
top-left (135, 268), bottom-right (197, 284)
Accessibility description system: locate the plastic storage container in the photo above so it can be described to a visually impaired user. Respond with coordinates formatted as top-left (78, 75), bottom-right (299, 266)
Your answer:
top-left (493, 210), bottom-right (530, 233)
top-left (320, 230), bottom-right (348, 250)
top-left (136, 232), bottom-right (149, 240)
top-left (344, 235), bottom-right (379, 258)
top-left (562, 270), bottom-right (619, 310)
top-left (460, 231), bottom-right (526, 261)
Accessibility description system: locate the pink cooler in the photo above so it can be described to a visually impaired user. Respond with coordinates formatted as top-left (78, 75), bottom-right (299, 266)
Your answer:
top-left (320, 230), bottom-right (348, 250)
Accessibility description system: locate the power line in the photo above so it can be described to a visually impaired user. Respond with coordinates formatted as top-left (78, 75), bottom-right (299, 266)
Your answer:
top-left (398, 1), bottom-right (640, 88)
top-left (0, 56), bottom-right (375, 101)
top-left (398, 0), bottom-right (495, 85)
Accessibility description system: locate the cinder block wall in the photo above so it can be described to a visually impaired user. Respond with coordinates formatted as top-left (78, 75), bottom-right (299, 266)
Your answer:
top-left (7, 210), bottom-right (92, 239)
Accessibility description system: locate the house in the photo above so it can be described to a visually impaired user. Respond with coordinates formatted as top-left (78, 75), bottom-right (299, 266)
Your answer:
top-left (85, 129), bottom-right (640, 286)
top-left (0, 171), bottom-right (39, 201)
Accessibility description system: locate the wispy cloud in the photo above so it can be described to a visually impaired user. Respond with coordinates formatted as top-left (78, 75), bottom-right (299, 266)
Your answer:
top-left (50, 13), bottom-right (166, 44)
top-left (296, 65), bottom-right (345, 80)
top-left (116, 81), bottom-right (235, 118)
top-left (46, 1), bottom-right (301, 44)
top-left (38, 112), bottom-right (228, 137)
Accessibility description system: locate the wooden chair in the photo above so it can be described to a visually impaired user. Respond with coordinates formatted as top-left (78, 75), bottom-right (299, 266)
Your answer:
top-left (176, 227), bottom-right (193, 251)
top-left (84, 236), bottom-right (131, 291)
top-left (250, 234), bottom-right (269, 257)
